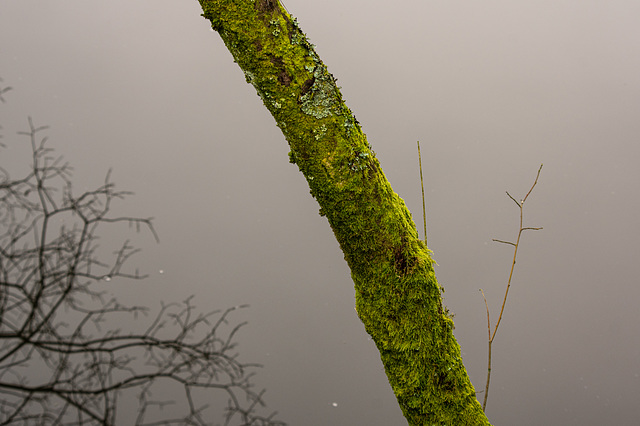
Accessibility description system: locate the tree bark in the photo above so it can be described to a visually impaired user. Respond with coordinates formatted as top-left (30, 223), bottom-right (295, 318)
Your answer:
top-left (197, 1), bottom-right (491, 424)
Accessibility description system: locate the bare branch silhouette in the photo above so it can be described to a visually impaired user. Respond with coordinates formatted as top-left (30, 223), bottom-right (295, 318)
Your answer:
top-left (1, 87), bottom-right (285, 425)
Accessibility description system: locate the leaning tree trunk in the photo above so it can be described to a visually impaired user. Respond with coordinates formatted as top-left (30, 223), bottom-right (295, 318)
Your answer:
top-left (197, 1), bottom-right (491, 424)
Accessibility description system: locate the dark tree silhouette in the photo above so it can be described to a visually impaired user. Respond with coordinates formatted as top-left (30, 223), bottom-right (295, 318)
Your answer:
top-left (0, 82), bottom-right (285, 425)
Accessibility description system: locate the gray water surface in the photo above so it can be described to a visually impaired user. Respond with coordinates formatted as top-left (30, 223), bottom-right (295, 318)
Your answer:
top-left (1, 1), bottom-right (639, 424)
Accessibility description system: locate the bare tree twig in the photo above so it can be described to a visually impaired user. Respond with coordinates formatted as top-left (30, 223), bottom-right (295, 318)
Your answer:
top-left (417, 141), bottom-right (427, 245)
top-left (479, 164), bottom-right (543, 412)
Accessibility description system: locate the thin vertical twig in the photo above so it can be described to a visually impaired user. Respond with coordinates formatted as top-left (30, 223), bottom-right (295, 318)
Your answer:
top-left (479, 288), bottom-right (493, 410)
top-left (417, 141), bottom-right (427, 245)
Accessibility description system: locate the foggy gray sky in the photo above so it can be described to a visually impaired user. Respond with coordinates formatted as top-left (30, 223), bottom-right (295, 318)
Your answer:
top-left (2, 0), bottom-right (639, 424)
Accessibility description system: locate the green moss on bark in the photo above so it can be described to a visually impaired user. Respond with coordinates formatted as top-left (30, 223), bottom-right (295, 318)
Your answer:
top-left (198, 1), bottom-right (491, 424)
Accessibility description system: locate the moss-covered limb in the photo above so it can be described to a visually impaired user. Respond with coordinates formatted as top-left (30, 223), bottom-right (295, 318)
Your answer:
top-left (197, 1), bottom-right (491, 424)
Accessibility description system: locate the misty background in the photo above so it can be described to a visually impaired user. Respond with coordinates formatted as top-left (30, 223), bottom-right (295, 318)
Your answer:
top-left (1, 0), bottom-right (639, 424)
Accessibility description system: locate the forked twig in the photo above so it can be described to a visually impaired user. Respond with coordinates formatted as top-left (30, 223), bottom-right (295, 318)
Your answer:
top-left (480, 164), bottom-right (543, 411)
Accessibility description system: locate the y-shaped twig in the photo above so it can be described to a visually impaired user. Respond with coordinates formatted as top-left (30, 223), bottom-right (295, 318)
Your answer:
top-left (480, 164), bottom-right (543, 411)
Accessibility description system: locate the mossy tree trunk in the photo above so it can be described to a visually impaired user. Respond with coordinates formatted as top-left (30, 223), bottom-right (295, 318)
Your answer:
top-left (197, 1), bottom-right (491, 424)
